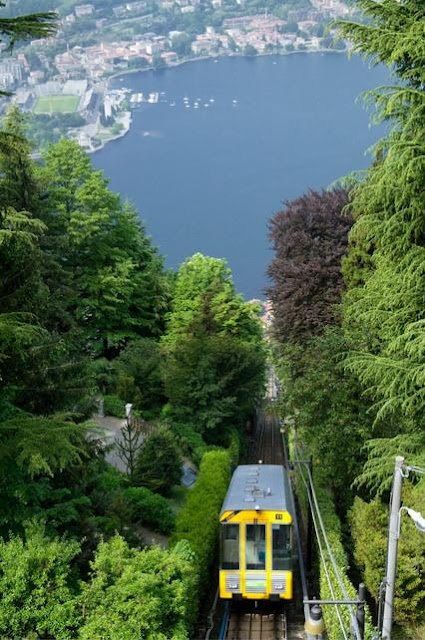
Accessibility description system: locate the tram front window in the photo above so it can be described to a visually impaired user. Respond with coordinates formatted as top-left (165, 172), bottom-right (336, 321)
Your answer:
top-left (272, 524), bottom-right (291, 569)
top-left (221, 524), bottom-right (239, 569)
top-left (246, 524), bottom-right (266, 570)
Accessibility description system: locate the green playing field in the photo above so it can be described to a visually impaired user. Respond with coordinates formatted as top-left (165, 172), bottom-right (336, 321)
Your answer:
top-left (33, 94), bottom-right (80, 114)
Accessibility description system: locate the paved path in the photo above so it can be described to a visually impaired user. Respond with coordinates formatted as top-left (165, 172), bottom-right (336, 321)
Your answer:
top-left (91, 415), bottom-right (128, 472)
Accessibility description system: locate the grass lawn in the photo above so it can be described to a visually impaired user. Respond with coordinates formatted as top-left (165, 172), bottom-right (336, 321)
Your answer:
top-left (33, 94), bottom-right (80, 114)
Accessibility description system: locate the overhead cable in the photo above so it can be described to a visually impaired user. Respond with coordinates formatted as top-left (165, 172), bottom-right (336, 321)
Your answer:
top-left (294, 444), bottom-right (349, 640)
top-left (294, 439), bottom-right (362, 640)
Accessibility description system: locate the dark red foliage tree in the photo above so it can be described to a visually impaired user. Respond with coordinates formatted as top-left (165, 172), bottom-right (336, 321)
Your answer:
top-left (267, 188), bottom-right (352, 343)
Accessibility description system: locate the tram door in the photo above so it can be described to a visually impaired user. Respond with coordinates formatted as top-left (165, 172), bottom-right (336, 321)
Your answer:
top-left (245, 524), bottom-right (266, 569)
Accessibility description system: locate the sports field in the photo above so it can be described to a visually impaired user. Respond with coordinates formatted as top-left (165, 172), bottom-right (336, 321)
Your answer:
top-left (33, 94), bottom-right (80, 114)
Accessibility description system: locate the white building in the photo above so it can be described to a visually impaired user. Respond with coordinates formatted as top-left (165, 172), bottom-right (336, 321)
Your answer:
top-left (75, 4), bottom-right (94, 18)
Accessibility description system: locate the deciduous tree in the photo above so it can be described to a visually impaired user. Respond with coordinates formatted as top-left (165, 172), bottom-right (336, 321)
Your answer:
top-left (267, 189), bottom-right (351, 342)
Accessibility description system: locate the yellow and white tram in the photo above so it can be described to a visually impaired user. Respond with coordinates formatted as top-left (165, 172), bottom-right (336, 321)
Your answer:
top-left (219, 465), bottom-right (294, 601)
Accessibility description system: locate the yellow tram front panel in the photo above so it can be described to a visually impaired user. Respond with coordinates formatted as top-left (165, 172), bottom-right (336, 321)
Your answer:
top-left (219, 509), bottom-right (293, 600)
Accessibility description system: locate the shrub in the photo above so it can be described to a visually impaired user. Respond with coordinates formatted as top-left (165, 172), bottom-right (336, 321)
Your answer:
top-left (0, 523), bottom-right (79, 640)
top-left (124, 486), bottom-right (175, 535)
top-left (133, 427), bottom-right (182, 496)
top-left (314, 473), bottom-right (375, 640)
top-left (172, 421), bottom-right (206, 459)
top-left (350, 483), bottom-right (425, 627)
top-left (227, 428), bottom-right (240, 467)
top-left (103, 394), bottom-right (125, 418)
top-left (79, 535), bottom-right (196, 640)
top-left (171, 449), bottom-right (231, 596)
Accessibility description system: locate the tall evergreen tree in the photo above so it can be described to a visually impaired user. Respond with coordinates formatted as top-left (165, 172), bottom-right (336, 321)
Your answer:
top-left (39, 140), bottom-right (170, 356)
top-left (338, 0), bottom-right (425, 427)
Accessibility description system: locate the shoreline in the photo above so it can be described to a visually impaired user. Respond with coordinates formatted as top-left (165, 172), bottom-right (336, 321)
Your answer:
top-left (93, 48), bottom-right (346, 154)
top-left (107, 48), bottom-right (346, 85)
top-left (87, 110), bottom-right (132, 155)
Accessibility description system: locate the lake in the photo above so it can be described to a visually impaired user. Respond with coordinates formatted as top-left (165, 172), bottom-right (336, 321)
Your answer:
top-left (93, 53), bottom-right (389, 298)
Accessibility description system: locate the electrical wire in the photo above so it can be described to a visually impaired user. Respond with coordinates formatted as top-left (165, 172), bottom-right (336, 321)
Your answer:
top-left (303, 461), bottom-right (363, 640)
top-left (294, 442), bottom-right (349, 640)
top-left (294, 437), bottom-right (364, 640)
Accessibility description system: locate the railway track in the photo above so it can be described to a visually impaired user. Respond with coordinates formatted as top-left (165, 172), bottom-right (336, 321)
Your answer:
top-left (255, 409), bottom-right (284, 466)
top-left (225, 611), bottom-right (288, 640)
top-left (207, 410), bottom-right (306, 639)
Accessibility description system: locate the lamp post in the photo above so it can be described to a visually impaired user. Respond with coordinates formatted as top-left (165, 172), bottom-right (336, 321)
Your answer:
top-left (398, 507), bottom-right (425, 534)
top-left (381, 457), bottom-right (425, 639)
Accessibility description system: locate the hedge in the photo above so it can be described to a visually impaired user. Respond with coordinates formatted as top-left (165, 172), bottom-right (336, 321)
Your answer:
top-left (171, 448), bottom-right (232, 626)
top-left (314, 472), bottom-right (375, 640)
top-left (288, 433), bottom-right (374, 639)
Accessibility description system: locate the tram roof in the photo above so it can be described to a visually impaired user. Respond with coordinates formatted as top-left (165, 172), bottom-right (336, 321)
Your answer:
top-left (220, 465), bottom-right (293, 515)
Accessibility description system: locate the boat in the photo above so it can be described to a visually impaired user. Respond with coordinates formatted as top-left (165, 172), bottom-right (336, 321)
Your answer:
top-left (169, 101), bottom-right (176, 107)
top-left (209, 98), bottom-right (214, 103)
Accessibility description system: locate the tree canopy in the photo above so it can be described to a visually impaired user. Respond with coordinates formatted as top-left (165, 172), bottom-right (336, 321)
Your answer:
top-left (267, 189), bottom-right (351, 342)
top-left (163, 253), bottom-right (266, 441)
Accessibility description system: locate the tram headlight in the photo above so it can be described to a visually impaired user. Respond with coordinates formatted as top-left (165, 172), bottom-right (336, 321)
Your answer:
top-left (228, 582), bottom-right (238, 590)
top-left (273, 582), bottom-right (284, 591)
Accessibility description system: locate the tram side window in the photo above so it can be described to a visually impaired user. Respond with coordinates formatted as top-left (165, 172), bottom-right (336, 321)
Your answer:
top-left (272, 524), bottom-right (291, 570)
top-left (221, 524), bottom-right (239, 569)
top-left (246, 524), bottom-right (266, 570)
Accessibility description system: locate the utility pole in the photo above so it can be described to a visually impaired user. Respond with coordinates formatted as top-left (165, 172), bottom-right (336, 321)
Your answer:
top-left (381, 456), bottom-right (405, 640)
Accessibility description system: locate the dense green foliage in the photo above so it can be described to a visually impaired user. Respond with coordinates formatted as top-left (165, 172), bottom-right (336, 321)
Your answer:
top-left (276, 330), bottom-right (370, 511)
top-left (134, 427), bottom-right (182, 496)
top-left (163, 253), bottom-right (265, 442)
top-left (172, 449), bottom-right (232, 624)
top-left (337, 3), bottom-right (425, 629)
top-left (124, 486), bottom-right (175, 535)
top-left (315, 477), bottom-right (374, 640)
top-left (113, 338), bottom-right (165, 417)
top-left (0, 524), bottom-right (79, 639)
top-left (338, 1), bottom-right (425, 429)
top-left (172, 449), bottom-right (231, 578)
top-left (0, 100), bottom-right (266, 636)
top-left (79, 536), bottom-right (195, 640)
top-left (0, 112), bottom-right (169, 417)
top-left (269, 3), bottom-right (425, 634)
top-left (350, 481), bottom-right (425, 627)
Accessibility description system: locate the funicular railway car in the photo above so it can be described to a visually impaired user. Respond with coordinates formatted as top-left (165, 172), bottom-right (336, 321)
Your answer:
top-left (219, 465), bottom-right (294, 601)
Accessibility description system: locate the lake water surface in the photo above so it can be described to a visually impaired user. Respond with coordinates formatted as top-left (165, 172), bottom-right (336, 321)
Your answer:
top-left (93, 53), bottom-right (388, 297)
